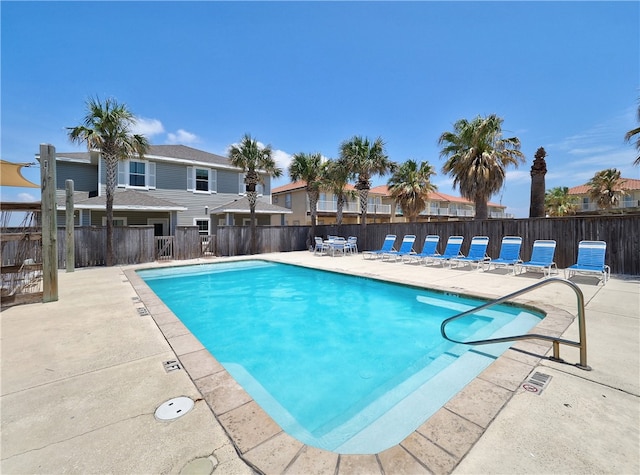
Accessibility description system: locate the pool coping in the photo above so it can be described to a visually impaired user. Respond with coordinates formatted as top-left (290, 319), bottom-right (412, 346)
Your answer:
top-left (124, 257), bottom-right (577, 475)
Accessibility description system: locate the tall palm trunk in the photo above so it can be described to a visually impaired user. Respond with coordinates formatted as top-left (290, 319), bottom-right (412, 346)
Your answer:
top-left (336, 194), bottom-right (345, 226)
top-left (529, 147), bottom-right (547, 218)
top-left (308, 189), bottom-right (319, 247)
top-left (357, 188), bottom-right (368, 226)
top-left (246, 190), bottom-right (258, 254)
top-left (104, 153), bottom-right (118, 266)
top-left (474, 196), bottom-right (489, 220)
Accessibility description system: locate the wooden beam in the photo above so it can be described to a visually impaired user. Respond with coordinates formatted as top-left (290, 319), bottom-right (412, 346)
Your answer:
top-left (0, 233), bottom-right (42, 242)
top-left (0, 202), bottom-right (41, 211)
top-left (40, 144), bottom-right (59, 303)
top-left (65, 180), bottom-right (75, 272)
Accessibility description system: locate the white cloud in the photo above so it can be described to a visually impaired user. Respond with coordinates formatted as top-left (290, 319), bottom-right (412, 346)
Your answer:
top-left (132, 117), bottom-right (164, 136)
top-left (167, 129), bottom-right (199, 145)
top-left (272, 149), bottom-right (293, 174)
top-left (17, 192), bottom-right (37, 202)
top-left (504, 169), bottom-right (530, 184)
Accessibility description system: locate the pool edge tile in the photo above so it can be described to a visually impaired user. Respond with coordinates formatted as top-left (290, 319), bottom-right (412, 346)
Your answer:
top-left (196, 370), bottom-right (253, 415)
top-left (244, 432), bottom-right (304, 475)
top-left (218, 400), bottom-right (283, 454)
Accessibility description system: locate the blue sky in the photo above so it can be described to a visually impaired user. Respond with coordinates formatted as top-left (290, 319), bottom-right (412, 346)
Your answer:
top-left (2, 1), bottom-right (638, 217)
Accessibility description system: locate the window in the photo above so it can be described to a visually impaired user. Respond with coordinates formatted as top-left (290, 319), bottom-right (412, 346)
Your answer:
top-left (129, 161), bottom-right (146, 187)
top-left (117, 160), bottom-right (156, 189)
top-left (582, 197), bottom-right (590, 210)
top-left (187, 167), bottom-right (216, 193)
top-left (102, 217), bottom-right (127, 226)
top-left (238, 173), bottom-right (263, 195)
top-left (195, 219), bottom-right (209, 235)
top-left (285, 193), bottom-right (292, 209)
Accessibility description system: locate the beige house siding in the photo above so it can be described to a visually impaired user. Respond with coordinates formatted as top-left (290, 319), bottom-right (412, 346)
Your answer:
top-left (568, 178), bottom-right (640, 214)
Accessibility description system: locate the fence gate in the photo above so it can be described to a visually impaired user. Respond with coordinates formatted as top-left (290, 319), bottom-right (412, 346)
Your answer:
top-left (155, 236), bottom-right (174, 260)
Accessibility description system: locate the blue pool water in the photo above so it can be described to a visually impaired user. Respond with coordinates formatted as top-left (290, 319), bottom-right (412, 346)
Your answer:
top-left (138, 260), bottom-right (543, 453)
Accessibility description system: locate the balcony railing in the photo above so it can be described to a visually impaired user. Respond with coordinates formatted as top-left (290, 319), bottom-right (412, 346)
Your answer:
top-left (314, 201), bottom-right (511, 218)
top-left (314, 200), bottom-right (390, 214)
top-left (580, 200), bottom-right (640, 212)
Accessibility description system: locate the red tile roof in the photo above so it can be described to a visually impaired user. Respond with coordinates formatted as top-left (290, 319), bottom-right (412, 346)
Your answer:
top-left (569, 178), bottom-right (640, 195)
top-left (273, 182), bottom-right (505, 208)
top-left (272, 181), bottom-right (306, 193)
top-left (273, 181), bottom-right (357, 193)
top-left (370, 185), bottom-right (505, 208)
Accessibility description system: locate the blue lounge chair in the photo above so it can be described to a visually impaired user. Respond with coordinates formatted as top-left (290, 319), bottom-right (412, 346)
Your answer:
top-left (403, 235), bottom-right (440, 264)
top-left (486, 236), bottom-right (523, 274)
top-left (363, 234), bottom-right (396, 259)
top-left (381, 234), bottom-right (416, 261)
top-left (425, 236), bottom-right (464, 267)
top-left (450, 236), bottom-right (491, 270)
top-left (518, 240), bottom-right (558, 277)
top-left (565, 240), bottom-right (610, 284)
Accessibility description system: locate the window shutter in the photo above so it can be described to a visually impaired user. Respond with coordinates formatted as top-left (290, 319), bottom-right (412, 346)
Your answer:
top-left (239, 173), bottom-right (245, 194)
top-left (148, 162), bottom-right (156, 189)
top-left (187, 167), bottom-right (194, 191)
top-left (209, 169), bottom-right (217, 192)
top-left (117, 161), bottom-right (127, 186)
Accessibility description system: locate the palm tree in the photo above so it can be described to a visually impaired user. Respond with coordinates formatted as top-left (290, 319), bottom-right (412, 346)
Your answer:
top-left (529, 147), bottom-right (547, 218)
top-left (68, 97), bottom-right (149, 266)
top-left (339, 136), bottom-right (395, 232)
top-left (544, 186), bottom-right (577, 217)
top-left (438, 114), bottom-right (525, 220)
top-left (624, 102), bottom-right (640, 165)
top-left (322, 158), bottom-right (352, 226)
top-left (288, 152), bottom-right (325, 247)
top-left (587, 168), bottom-right (625, 211)
top-left (228, 134), bottom-right (282, 254)
top-left (387, 160), bottom-right (437, 222)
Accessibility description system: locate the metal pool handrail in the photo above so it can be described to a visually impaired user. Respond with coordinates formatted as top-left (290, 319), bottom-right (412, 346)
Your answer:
top-left (440, 277), bottom-right (591, 370)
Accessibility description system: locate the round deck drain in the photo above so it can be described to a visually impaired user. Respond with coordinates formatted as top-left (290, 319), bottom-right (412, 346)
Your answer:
top-left (155, 396), bottom-right (194, 421)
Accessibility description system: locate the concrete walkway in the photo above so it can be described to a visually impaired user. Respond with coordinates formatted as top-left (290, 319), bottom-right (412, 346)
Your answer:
top-left (1, 252), bottom-right (638, 474)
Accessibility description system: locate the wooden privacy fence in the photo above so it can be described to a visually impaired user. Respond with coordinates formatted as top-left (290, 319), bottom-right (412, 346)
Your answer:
top-left (56, 226), bottom-right (205, 268)
top-left (216, 226), bottom-right (310, 256)
top-left (216, 215), bottom-right (640, 275)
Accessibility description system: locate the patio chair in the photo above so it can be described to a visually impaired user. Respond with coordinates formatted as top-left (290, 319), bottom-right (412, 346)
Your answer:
top-left (486, 236), bottom-right (523, 274)
top-left (345, 236), bottom-right (358, 255)
top-left (564, 240), bottom-right (610, 284)
top-left (328, 237), bottom-right (347, 256)
top-left (381, 234), bottom-right (416, 262)
top-left (313, 236), bottom-right (328, 255)
top-left (363, 234), bottom-right (397, 259)
top-left (517, 240), bottom-right (558, 277)
top-left (403, 235), bottom-right (440, 264)
top-left (450, 236), bottom-right (491, 270)
top-left (424, 236), bottom-right (464, 267)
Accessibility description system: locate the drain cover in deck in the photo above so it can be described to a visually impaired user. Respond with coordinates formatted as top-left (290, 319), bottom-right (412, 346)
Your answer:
top-left (155, 396), bottom-right (194, 421)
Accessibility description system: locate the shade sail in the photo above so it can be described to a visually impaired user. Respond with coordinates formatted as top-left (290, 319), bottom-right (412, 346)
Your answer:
top-left (0, 160), bottom-right (39, 188)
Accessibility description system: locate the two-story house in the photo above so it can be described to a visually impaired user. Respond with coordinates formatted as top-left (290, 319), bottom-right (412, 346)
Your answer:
top-left (272, 181), bottom-right (393, 225)
top-left (48, 145), bottom-right (291, 236)
top-left (568, 177), bottom-right (640, 214)
top-left (273, 182), bottom-right (510, 225)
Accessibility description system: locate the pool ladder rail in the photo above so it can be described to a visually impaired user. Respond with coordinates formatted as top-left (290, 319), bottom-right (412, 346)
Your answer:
top-left (440, 277), bottom-right (591, 371)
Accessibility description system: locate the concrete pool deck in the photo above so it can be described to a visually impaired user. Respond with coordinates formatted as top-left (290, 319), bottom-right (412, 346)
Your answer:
top-left (1, 251), bottom-right (638, 474)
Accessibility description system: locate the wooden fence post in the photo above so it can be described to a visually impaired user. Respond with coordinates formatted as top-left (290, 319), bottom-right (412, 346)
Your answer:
top-left (65, 179), bottom-right (75, 272)
top-left (40, 144), bottom-right (58, 302)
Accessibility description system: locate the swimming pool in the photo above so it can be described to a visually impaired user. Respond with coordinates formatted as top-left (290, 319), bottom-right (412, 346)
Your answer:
top-left (138, 260), bottom-right (543, 454)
